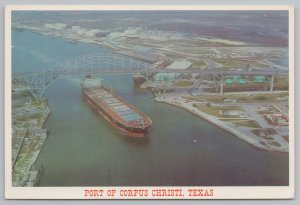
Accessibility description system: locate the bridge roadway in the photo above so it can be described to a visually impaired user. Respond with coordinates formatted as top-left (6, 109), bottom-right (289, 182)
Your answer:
top-left (151, 68), bottom-right (287, 76)
top-left (10, 51), bottom-right (288, 98)
top-left (12, 67), bottom-right (288, 78)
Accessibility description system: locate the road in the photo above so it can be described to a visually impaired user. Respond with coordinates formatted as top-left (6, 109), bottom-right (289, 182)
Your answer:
top-left (241, 104), bottom-right (288, 147)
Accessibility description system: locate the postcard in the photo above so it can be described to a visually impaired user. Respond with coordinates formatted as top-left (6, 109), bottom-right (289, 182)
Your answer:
top-left (4, 5), bottom-right (295, 199)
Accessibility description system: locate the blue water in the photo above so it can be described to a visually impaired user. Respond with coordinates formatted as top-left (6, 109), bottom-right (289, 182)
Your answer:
top-left (12, 29), bottom-right (289, 186)
top-left (12, 29), bottom-right (111, 73)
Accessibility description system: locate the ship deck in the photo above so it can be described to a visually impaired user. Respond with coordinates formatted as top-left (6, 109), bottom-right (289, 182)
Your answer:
top-left (88, 87), bottom-right (150, 127)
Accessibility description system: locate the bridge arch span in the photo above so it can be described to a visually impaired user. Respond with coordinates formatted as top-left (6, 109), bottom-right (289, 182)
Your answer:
top-left (54, 52), bottom-right (153, 75)
top-left (12, 52), bottom-right (155, 97)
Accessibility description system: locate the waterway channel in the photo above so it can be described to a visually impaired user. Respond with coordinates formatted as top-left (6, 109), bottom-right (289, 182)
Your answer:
top-left (12, 29), bottom-right (289, 186)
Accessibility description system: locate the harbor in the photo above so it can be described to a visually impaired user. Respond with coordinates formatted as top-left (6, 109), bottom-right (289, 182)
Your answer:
top-left (32, 74), bottom-right (289, 186)
top-left (11, 10), bottom-right (290, 187)
top-left (155, 93), bottom-right (288, 152)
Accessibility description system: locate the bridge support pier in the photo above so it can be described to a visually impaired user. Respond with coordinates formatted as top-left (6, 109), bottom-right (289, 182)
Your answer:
top-left (220, 81), bottom-right (224, 96)
top-left (270, 75), bottom-right (274, 93)
top-left (220, 79), bottom-right (224, 96)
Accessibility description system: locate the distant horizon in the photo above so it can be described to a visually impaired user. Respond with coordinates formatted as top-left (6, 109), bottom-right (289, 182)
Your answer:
top-left (12, 10), bottom-right (288, 47)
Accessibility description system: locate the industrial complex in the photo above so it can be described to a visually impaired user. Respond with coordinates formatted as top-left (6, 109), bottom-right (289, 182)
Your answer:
top-left (11, 10), bottom-right (290, 187)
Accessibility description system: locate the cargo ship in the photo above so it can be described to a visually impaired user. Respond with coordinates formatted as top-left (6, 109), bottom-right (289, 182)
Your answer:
top-left (81, 76), bottom-right (152, 137)
top-left (133, 74), bottom-right (146, 87)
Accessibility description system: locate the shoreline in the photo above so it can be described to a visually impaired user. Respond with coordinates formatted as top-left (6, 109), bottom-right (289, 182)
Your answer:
top-left (12, 27), bottom-right (288, 72)
top-left (12, 28), bottom-right (289, 154)
top-left (12, 97), bottom-right (51, 187)
top-left (155, 97), bottom-right (288, 153)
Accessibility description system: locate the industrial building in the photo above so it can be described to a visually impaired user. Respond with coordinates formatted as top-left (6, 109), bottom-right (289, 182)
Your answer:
top-left (154, 61), bottom-right (193, 82)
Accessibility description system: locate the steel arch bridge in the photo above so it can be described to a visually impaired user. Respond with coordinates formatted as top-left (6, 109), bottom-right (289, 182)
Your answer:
top-left (12, 52), bottom-right (288, 98)
top-left (12, 52), bottom-right (155, 97)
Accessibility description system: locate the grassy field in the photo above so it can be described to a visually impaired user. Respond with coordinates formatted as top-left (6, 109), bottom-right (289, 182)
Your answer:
top-left (194, 104), bottom-right (242, 118)
top-left (191, 60), bottom-right (207, 68)
top-left (233, 120), bottom-right (261, 128)
top-left (194, 105), bottom-right (224, 117)
top-left (31, 98), bottom-right (43, 108)
top-left (215, 58), bottom-right (268, 67)
top-left (221, 119), bottom-right (261, 128)
top-left (275, 76), bottom-right (289, 84)
top-left (173, 80), bottom-right (194, 87)
top-left (197, 92), bottom-right (289, 103)
top-left (183, 95), bottom-right (207, 102)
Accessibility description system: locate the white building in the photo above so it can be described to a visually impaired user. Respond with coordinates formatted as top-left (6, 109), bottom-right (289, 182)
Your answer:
top-left (155, 61), bottom-right (193, 82)
top-left (166, 61), bottom-right (193, 70)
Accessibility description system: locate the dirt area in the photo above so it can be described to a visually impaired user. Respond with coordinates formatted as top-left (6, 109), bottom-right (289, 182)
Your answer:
top-left (283, 135), bottom-right (289, 142)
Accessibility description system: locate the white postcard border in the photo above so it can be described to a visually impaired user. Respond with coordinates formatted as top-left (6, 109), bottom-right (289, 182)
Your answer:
top-left (4, 5), bottom-right (295, 199)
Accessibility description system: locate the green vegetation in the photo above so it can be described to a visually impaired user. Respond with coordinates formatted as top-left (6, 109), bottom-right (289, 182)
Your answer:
top-left (233, 120), bottom-right (261, 128)
top-left (183, 96), bottom-right (206, 102)
top-left (215, 58), bottom-right (268, 67)
top-left (275, 76), bottom-right (289, 84)
top-left (253, 96), bottom-right (266, 101)
top-left (197, 95), bottom-right (225, 103)
top-left (194, 104), bottom-right (242, 118)
top-left (194, 105), bottom-right (223, 117)
top-left (197, 92), bottom-right (289, 103)
top-left (221, 119), bottom-right (261, 128)
top-left (31, 98), bottom-right (43, 108)
top-left (21, 91), bottom-right (32, 98)
top-left (12, 88), bottom-right (50, 186)
top-left (173, 80), bottom-right (194, 87)
top-left (17, 113), bottom-right (43, 121)
top-left (191, 60), bottom-right (207, 68)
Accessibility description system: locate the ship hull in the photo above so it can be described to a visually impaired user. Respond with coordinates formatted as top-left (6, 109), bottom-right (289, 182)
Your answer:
top-left (132, 75), bottom-right (146, 87)
top-left (81, 86), bottom-right (151, 137)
